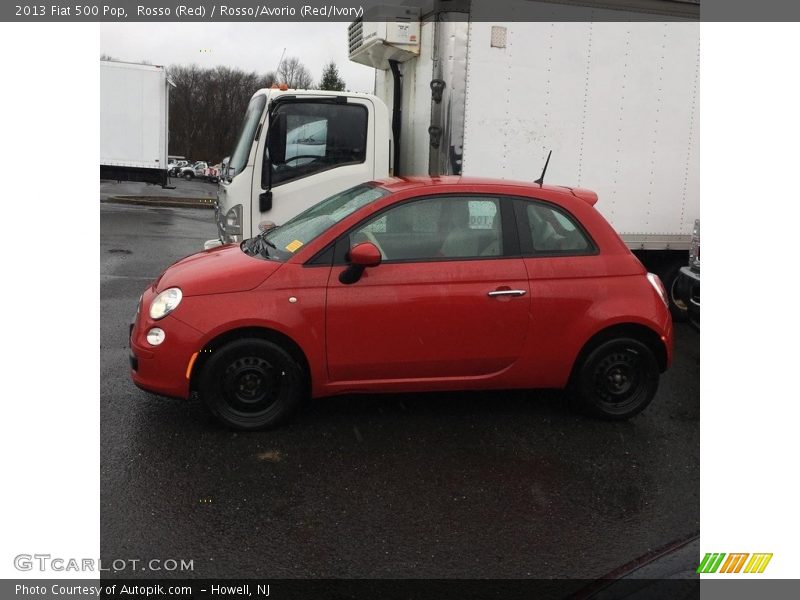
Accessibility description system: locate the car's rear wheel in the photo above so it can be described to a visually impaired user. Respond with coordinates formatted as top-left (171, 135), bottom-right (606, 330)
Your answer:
top-left (183, 172), bottom-right (194, 180)
top-left (572, 338), bottom-right (659, 419)
top-left (199, 339), bottom-right (307, 430)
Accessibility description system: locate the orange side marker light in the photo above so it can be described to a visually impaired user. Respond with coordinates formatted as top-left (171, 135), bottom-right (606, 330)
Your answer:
top-left (186, 352), bottom-right (199, 380)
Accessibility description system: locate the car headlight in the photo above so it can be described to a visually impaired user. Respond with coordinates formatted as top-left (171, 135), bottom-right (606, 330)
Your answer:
top-left (149, 287), bottom-right (182, 320)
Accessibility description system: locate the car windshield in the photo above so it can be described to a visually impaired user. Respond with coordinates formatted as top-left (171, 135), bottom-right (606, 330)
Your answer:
top-left (228, 94), bottom-right (267, 178)
top-left (243, 183), bottom-right (389, 261)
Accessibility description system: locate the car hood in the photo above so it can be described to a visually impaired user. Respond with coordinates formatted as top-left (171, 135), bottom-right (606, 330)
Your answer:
top-left (154, 243), bottom-right (281, 296)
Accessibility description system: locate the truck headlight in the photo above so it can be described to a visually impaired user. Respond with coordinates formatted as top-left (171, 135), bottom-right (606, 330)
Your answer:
top-left (149, 288), bottom-right (182, 320)
top-left (225, 204), bottom-right (243, 236)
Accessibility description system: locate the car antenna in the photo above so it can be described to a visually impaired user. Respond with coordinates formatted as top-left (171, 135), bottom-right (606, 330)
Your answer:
top-left (534, 150), bottom-right (552, 186)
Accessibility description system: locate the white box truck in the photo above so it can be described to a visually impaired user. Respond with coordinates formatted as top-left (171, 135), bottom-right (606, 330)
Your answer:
top-left (208, 0), bottom-right (699, 318)
top-left (100, 60), bottom-right (172, 186)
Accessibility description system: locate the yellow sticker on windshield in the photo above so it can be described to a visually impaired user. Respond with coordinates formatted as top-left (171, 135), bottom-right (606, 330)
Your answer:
top-left (285, 240), bottom-right (304, 253)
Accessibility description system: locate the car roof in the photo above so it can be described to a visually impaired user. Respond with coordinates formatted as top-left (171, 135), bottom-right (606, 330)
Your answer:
top-left (372, 176), bottom-right (598, 206)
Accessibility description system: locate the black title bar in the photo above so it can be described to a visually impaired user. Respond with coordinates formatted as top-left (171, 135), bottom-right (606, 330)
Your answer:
top-left (3, 0), bottom-right (800, 22)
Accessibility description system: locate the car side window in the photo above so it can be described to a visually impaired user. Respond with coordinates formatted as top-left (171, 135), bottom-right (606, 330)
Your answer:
top-left (351, 196), bottom-right (503, 261)
top-left (524, 202), bottom-right (592, 254)
top-left (267, 103), bottom-right (367, 187)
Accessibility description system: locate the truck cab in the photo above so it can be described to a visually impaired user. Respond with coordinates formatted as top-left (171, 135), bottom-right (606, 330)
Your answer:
top-left (206, 89), bottom-right (391, 248)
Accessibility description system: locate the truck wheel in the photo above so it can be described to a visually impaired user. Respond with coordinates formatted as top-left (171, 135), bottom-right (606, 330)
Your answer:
top-left (572, 338), bottom-right (659, 419)
top-left (662, 262), bottom-right (688, 322)
top-left (199, 339), bottom-right (307, 430)
top-left (183, 172), bottom-right (194, 180)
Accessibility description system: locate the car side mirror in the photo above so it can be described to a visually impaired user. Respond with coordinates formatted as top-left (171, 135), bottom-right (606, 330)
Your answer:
top-left (339, 242), bottom-right (381, 284)
top-left (348, 242), bottom-right (382, 267)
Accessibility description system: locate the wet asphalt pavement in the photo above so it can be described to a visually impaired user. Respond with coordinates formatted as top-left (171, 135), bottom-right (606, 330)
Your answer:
top-left (100, 202), bottom-right (699, 579)
top-left (100, 178), bottom-right (218, 201)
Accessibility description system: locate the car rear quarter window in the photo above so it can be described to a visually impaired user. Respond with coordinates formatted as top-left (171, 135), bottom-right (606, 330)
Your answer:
top-left (516, 200), bottom-right (597, 256)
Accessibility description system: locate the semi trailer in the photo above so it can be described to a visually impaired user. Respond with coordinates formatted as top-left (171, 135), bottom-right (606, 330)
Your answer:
top-left (100, 60), bottom-right (172, 186)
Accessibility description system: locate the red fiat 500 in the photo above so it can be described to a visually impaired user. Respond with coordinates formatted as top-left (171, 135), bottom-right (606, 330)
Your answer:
top-left (130, 177), bottom-right (673, 430)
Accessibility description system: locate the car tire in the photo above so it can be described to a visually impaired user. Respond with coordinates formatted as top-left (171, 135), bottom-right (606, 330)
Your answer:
top-left (183, 172), bottom-right (194, 180)
top-left (199, 338), bottom-right (307, 430)
top-left (572, 338), bottom-right (659, 419)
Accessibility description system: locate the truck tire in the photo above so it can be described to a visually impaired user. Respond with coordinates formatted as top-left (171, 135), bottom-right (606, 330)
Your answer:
top-left (661, 261), bottom-right (688, 322)
top-left (199, 338), bottom-right (307, 430)
top-left (571, 338), bottom-right (659, 419)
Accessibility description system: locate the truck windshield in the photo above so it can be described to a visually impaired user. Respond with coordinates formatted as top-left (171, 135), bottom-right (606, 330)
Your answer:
top-left (228, 94), bottom-right (267, 178)
top-left (243, 183), bottom-right (389, 261)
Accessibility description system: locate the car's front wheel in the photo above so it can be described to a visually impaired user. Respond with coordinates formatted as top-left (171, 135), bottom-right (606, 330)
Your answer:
top-left (572, 338), bottom-right (659, 419)
top-left (183, 172), bottom-right (194, 180)
top-left (199, 338), bottom-right (307, 430)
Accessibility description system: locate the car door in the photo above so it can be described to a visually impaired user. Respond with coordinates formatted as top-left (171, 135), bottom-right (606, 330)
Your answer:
top-left (325, 195), bottom-right (530, 382)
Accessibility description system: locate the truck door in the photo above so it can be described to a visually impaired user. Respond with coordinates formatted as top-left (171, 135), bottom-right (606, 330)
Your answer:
top-left (253, 97), bottom-right (376, 227)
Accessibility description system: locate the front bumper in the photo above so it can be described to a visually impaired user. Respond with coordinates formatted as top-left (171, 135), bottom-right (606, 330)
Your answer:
top-left (677, 266), bottom-right (700, 324)
top-left (129, 293), bottom-right (204, 399)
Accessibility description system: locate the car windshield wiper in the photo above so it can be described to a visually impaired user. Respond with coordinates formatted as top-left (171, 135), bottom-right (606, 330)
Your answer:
top-left (258, 238), bottom-right (274, 258)
top-left (241, 235), bottom-right (275, 258)
top-left (258, 232), bottom-right (277, 249)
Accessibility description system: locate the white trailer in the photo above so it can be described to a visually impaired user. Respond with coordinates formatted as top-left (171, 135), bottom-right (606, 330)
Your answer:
top-left (208, 1), bottom-right (698, 317)
top-left (100, 60), bottom-right (172, 186)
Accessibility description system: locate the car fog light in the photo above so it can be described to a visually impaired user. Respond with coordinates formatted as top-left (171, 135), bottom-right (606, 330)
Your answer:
top-left (147, 328), bottom-right (166, 346)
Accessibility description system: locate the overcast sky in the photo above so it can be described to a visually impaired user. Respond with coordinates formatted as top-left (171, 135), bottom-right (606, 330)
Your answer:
top-left (100, 23), bottom-right (376, 92)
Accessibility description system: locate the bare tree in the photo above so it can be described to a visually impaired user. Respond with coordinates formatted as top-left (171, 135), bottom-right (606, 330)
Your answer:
top-left (167, 64), bottom-right (276, 163)
top-left (277, 56), bottom-right (314, 89)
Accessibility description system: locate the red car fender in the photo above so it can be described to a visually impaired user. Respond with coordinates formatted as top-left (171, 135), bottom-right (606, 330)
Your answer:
top-left (172, 281), bottom-right (328, 396)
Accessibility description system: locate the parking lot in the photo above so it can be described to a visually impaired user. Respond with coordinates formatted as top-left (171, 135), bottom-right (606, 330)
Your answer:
top-left (101, 201), bottom-right (699, 579)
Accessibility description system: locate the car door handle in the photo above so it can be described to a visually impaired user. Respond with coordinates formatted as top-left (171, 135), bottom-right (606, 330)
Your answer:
top-left (487, 289), bottom-right (527, 297)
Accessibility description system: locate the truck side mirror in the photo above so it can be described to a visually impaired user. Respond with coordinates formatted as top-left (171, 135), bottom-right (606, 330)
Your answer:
top-left (263, 111), bottom-right (287, 191)
top-left (267, 112), bottom-right (287, 165)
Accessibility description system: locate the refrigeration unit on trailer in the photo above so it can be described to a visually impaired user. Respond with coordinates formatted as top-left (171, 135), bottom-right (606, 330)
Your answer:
top-left (100, 60), bottom-right (173, 186)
